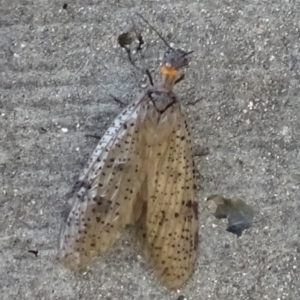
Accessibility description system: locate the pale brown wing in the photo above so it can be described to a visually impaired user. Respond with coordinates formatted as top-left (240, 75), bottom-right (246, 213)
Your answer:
top-left (138, 103), bottom-right (199, 289)
top-left (58, 92), bottom-right (149, 270)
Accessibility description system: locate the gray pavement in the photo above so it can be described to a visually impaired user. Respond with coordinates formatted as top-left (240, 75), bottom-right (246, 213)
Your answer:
top-left (0, 0), bottom-right (299, 299)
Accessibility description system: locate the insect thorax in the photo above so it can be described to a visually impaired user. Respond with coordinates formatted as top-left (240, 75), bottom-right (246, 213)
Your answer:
top-left (147, 88), bottom-right (178, 114)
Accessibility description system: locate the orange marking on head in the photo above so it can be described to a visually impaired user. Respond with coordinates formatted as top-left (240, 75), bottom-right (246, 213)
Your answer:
top-left (160, 65), bottom-right (179, 78)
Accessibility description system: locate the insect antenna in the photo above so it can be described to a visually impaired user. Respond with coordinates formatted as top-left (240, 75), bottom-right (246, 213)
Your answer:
top-left (136, 13), bottom-right (172, 49)
top-left (136, 13), bottom-right (194, 63)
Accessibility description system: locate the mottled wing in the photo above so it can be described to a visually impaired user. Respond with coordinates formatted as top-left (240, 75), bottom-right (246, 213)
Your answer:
top-left (139, 104), bottom-right (199, 289)
top-left (58, 93), bottom-right (148, 270)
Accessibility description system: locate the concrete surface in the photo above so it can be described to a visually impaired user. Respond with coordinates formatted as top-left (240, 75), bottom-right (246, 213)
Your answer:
top-left (1, 0), bottom-right (299, 299)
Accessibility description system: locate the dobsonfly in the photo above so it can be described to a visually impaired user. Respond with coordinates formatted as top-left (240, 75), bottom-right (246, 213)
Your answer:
top-left (58, 14), bottom-right (199, 289)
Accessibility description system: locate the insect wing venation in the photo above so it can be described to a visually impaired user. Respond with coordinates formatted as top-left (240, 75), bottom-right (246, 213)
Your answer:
top-left (58, 92), bottom-right (150, 270)
top-left (138, 102), bottom-right (198, 289)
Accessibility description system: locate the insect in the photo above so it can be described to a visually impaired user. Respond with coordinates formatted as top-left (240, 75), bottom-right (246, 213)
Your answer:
top-left (58, 14), bottom-right (199, 290)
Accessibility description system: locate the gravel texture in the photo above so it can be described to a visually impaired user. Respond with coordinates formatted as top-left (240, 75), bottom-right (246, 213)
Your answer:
top-left (1, 0), bottom-right (299, 299)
